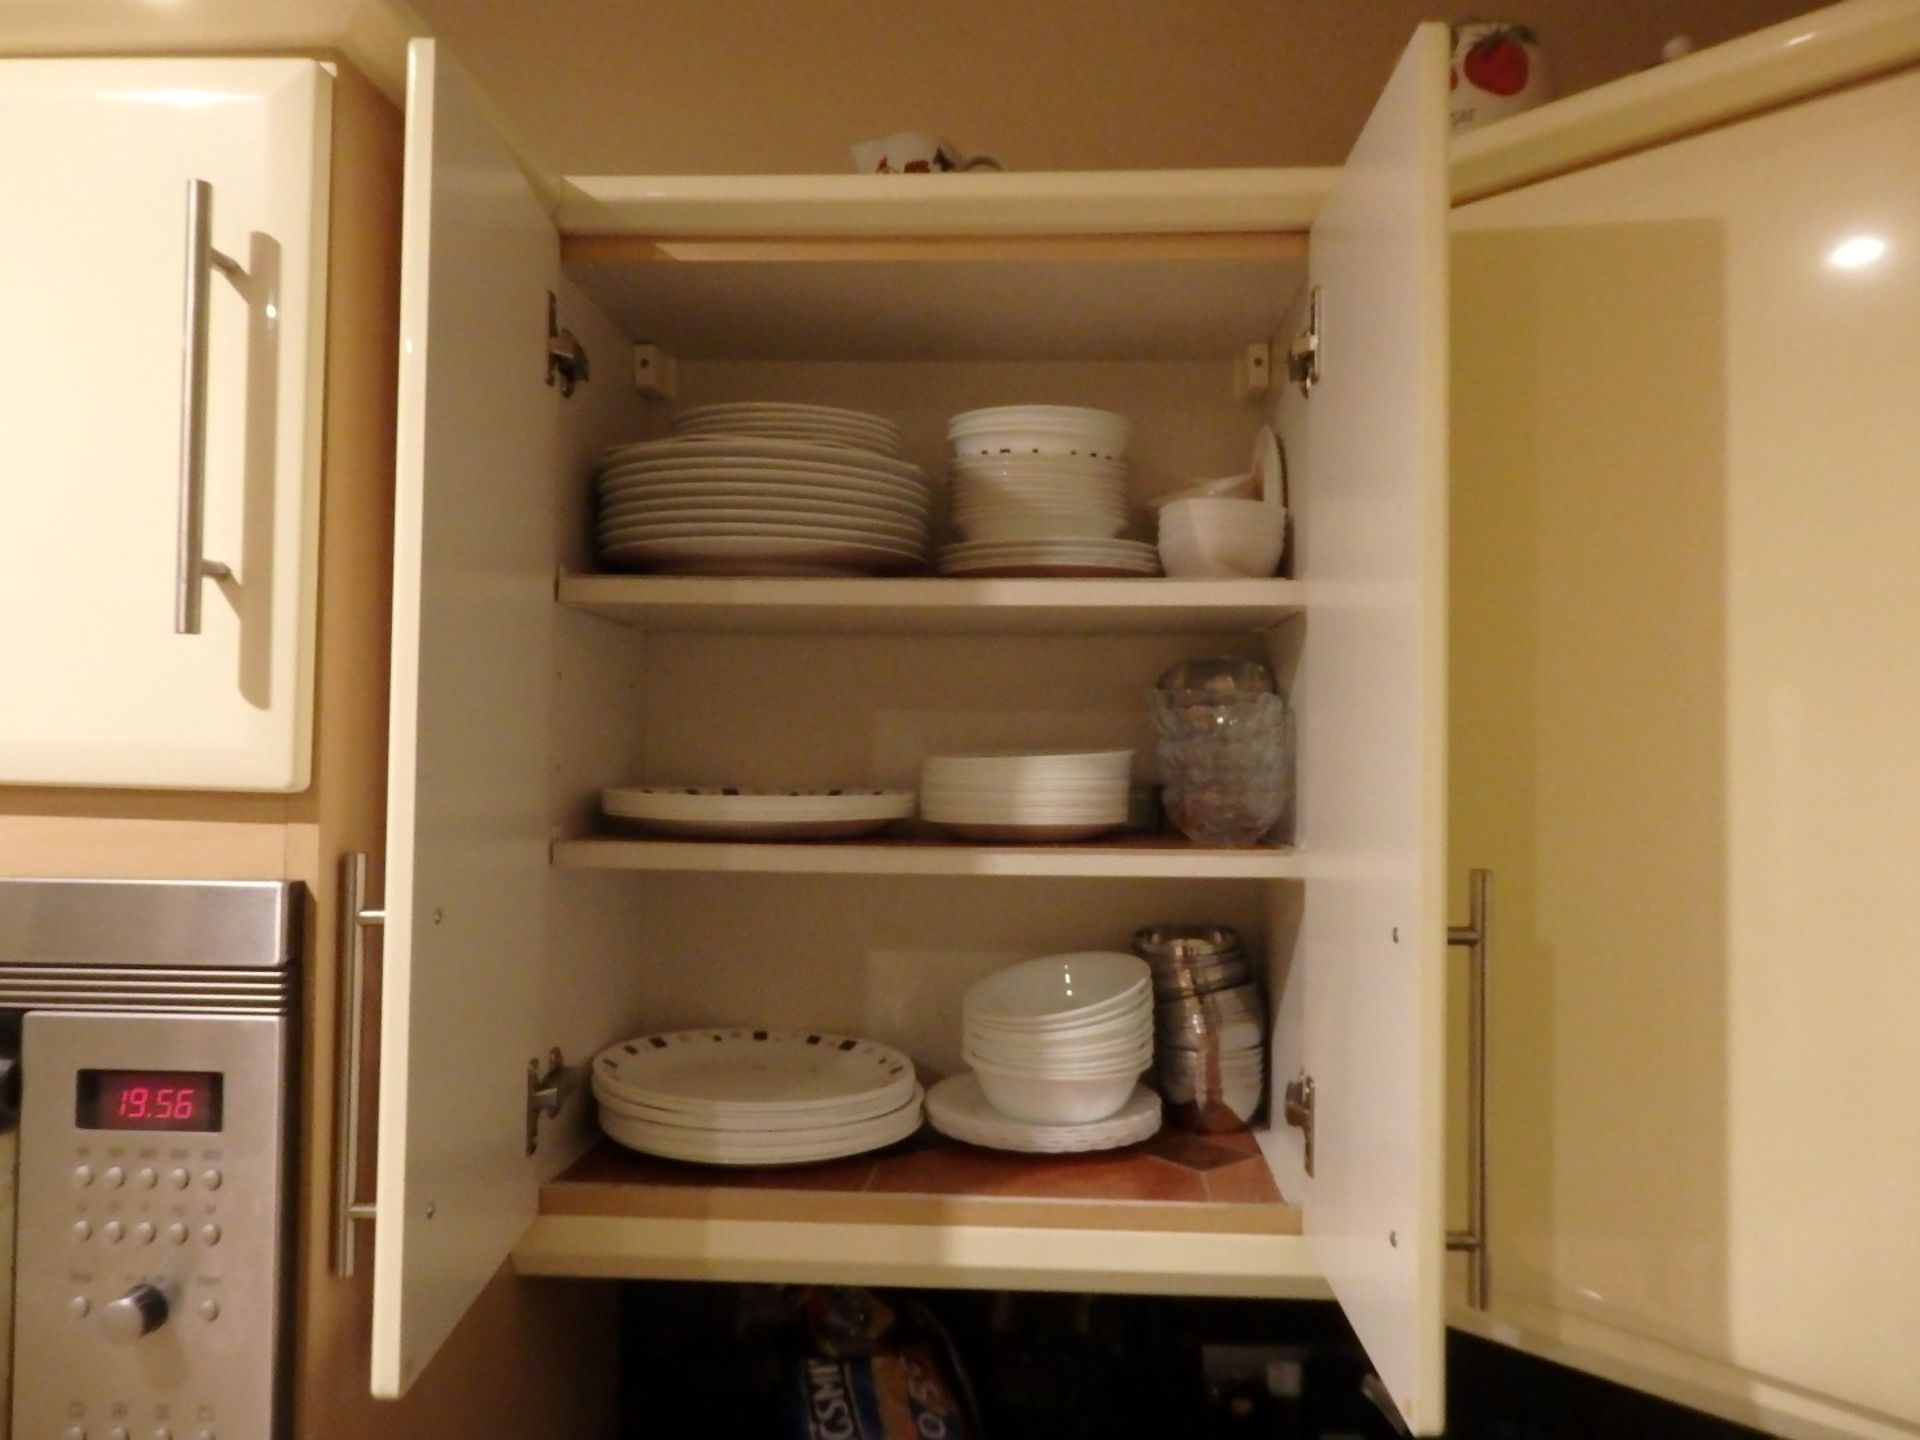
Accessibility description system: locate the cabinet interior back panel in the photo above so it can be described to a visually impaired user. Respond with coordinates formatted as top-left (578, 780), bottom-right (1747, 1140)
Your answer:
top-left (561, 247), bottom-right (1306, 361)
top-left (603, 873), bottom-right (1272, 1075)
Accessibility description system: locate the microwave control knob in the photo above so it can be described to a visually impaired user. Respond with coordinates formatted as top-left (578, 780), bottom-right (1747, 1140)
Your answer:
top-left (101, 1282), bottom-right (169, 1342)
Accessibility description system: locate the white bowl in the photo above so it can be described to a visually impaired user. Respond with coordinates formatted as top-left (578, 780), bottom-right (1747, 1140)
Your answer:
top-left (970, 1059), bottom-right (1142, 1124)
top-left (1157, 502), bottom-right (1288, 579)
top-left (948, 407), bottom-right (1131, 461)
top-left (1160, 497), bottom-right (1286, 531)
top-left (966, 1012), bottom-right (1151, 1052)
top-left (967, 1044), bottom-right (1144, 1075)
top-left (963, 952), bottom-right (1150, 1026)
top-left (1147, 474), bottom-right (1257, 508)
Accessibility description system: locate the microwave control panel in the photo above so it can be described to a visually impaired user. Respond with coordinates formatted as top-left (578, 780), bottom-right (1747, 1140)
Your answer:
top-left (14, 1011), bottom-right (290, 1440)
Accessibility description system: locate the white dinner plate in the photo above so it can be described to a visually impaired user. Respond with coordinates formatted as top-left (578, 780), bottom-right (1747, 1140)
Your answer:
top-left (599, 535), bottom-right (927, 575)
top-left (600, 787), bottom-right (916, 840)
top-left (599, 467), bottom-right (930, 510)
top-left (924, 1074), bottom-right (1160, 1153)
top-left (600, 436), bottom-right (924, 482)
top-left (594, 1028), bottom-right (918, 1116)
top-left (597, 1090), bottom-right (924, 1166)
top-left (601, 490), bottom-right (926, 524)
top-left (599, 515), bottom-right (927, 545)
top-left (675, 401), bottom-right (899, 428)
top-left (674, 428), bottom-right (904, 457)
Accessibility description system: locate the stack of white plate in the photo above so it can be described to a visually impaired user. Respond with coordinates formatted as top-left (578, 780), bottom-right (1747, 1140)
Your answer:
top-left (938, 407), bottom-right (1158, 577)
top-left (671, 402), bottom-right (905, 458)
top-left (591, 1028), bottom-right (924, 1166)
top-left (926, 952), bottom-right (1161, 1151)
top-left (594, 435), bottom-right (931, 575)
top-left (950, 454), bottom-right (1129, 542)
top-left (920, 749), bottom-right (1133, 842)
top-left (600, 786), bottom-right (915, 841)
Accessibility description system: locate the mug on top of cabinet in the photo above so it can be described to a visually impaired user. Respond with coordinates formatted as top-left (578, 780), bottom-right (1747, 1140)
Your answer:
top-left (851, 130), bottom-right (1003, 174)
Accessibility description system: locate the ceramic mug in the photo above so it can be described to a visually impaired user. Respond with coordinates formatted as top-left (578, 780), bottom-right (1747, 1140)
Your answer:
top-left (1449, 21), bottom-right (1551, 135)
top-left (851, 130), bottom-right (1003, 174)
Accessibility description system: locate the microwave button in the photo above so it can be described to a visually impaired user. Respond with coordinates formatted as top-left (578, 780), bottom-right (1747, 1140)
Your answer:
top-left (200, 1168), bottom-right (223, 1192)
top-left (68, 1294), bottom-right (91, 1318)
top-left (63, 1426), bottom-right (85, 1440)
top-left (153, 1429), bottom-right (174, 1440)
top-left (167, 1168), bottom-right (191, 1190)
top-left (72, 1218), bottom-right (92, 1242)
top-left (103, 1165), bottom-right (126, 1188)
top-left (166, 1222), bottom-right (189, 1245)
top-left (198, 1298), bottom-right (221, 1321)
top-left (135, 1167), bottom-right (158, 1189)
top-left (134, 1220), bottom-right (156, 1245)
top-left (199, 1222), bottom-right (222, 1246)
top-left (103, 1219), bottom-right (125, 1244)
top-left (109, 1428), bottom-right (130, 1440)
top-left (73, 1164), bottom-right (95, 1187)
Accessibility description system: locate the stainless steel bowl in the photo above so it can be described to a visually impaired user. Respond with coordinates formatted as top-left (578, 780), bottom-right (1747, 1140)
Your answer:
top-left (1132, 923), bottom-right (1242, 963)
top-left (1150, 954), bottom-right (1251, 1000)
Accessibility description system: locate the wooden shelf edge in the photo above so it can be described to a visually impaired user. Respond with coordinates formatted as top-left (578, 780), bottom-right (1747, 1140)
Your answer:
top-left (555, 169), bottom-right (1338, 240)
top-left (555, 573), bottom-right (1305, 634)
top-left (551, 836), bottom-right (1301, 879)
top-left (512, 1211), bottom-right (1329, 1298)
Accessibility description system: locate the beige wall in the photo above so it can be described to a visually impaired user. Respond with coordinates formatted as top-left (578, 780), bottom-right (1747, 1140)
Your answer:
top-left (409, 0), bottom-right (1814, 174)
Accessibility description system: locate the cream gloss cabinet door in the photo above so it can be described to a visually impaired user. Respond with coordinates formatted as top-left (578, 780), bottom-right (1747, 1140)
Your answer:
top-left (1450, 64), bottom-right (1920, 1440)
top-left (1267, 22), bottom-right (1451, 1436)
top-left (0, 59), bottom-right (330, 791)
top-left (371, 38), bottom-right (560, 1397)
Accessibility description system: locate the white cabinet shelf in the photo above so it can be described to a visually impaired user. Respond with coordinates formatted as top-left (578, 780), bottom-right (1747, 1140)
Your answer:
top-left (553, 834), bottom-right (1300, 880)
top-left (557, 573), bottom-right (1305, 635)
top-left (513, 1135), bottom-right (1325, 1300)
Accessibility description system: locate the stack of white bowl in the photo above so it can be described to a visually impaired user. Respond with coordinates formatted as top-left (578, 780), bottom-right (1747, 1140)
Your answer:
top-left (920, 749), bottom-right (1133, 843)
top-left (961, 952), bottom-right (1156, 1126)
top-left (940, 406), bottom-right (1159, 577)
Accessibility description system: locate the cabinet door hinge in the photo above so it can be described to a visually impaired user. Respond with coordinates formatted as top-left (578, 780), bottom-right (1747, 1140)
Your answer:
top-left (546, 291), bottom-right (590, 397)
top-left (526, 1047), bottom-right (581, 1155)
top-left (1283, 1071), bottom-right (1316, 1176)
top-left (1286, 286), bottom-right (1322, 397)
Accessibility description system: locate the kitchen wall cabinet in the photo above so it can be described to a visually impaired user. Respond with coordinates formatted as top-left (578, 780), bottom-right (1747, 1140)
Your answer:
top-left (364, 24), bottom-right (1449, 1433)
top-left (1447, 22), bottom-right (1920, 1440)
top-left (0, 59), bottom-right (329, 792)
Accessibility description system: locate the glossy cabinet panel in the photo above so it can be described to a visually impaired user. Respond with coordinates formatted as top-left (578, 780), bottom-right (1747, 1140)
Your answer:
top-left (0, 59), bottom-right (330, 791)
top-left (1452, 64), bottom-right (1920, 1437)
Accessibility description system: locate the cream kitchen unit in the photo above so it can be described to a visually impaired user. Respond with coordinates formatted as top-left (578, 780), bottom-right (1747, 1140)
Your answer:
top-left (356, 21), bottom-right (1450, 1435)
top-left (0, 59), bottom-right (331, 791)
top-left (1445, 5), bottom-right (1920, 1439)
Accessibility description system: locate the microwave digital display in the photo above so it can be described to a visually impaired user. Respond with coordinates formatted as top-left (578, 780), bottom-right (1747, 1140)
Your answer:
top-left (76, 1070), bottom-right (224, 1132)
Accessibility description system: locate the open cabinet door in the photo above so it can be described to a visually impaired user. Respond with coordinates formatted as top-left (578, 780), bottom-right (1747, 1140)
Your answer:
top-left (1271, 22), bottom-right (1450, 1434)
top-left (373, 38), bottom-right (560, 1396)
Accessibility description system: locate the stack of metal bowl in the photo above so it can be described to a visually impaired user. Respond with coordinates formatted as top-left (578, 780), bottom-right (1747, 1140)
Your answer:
top-left (1132, 924), bottom-right (1267, 1132)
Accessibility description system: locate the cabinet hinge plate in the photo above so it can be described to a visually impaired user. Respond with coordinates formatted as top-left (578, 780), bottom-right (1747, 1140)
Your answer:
top-left (546, 291), bottom-right (590, 397)
top-left (1286, 286), bottom-right (1322, 397)
top-left (1282, 1071), bottom-right (1316, 1176)
top-left (526, 1047), bottom-right (581, 1155)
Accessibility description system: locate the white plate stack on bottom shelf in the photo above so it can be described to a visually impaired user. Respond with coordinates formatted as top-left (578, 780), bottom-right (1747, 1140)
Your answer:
top-left (919, 749), bottom-right (1134, 842)
top-left (592, 1028), bottom-right (924, 1165)
top-left (926, 952), bottom-right (1161, 1153)
top-left (938, 406), bottom-right (1160, 577)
